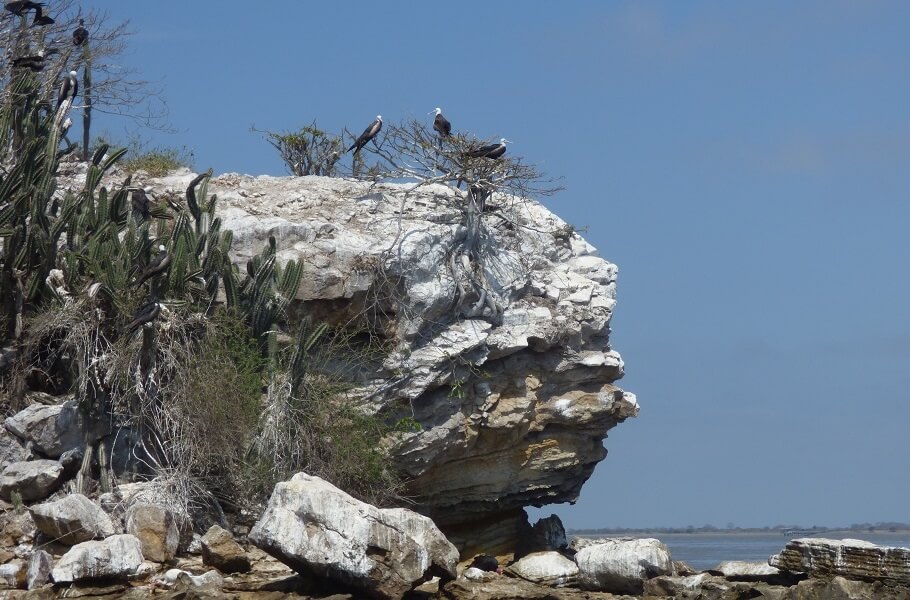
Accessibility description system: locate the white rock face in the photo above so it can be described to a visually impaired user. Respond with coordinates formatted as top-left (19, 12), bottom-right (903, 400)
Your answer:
top-left (123, 171), bottom-right (636, 530)
top-left (711, 560), bottom-right (782, 580)
top-left (51, 534), bottom-right (144, 583)
top-left (0, 460), bottom-right (64, 502)
top-left (506, 551), bottom-right (578, 587)
top-left (770, 537), bottom-right (910, 585)
top-left (30, 493), bottom-right (117, 545)
top-left (3, 400), bottom-right (92, 459)
top-left (156, 568), bottom-right (224, 589)
top-left (573, 537), bottom-right (673, 594)
top-left (249, 472), bottom-right (459, 600)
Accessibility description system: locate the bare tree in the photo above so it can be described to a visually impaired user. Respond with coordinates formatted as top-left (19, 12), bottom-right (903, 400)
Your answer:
top-left (346, 118), bottom-right (562, 323)
top-left (1, 0), bottom-right (168, 158)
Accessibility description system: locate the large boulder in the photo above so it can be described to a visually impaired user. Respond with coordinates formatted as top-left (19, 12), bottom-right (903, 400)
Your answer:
top-left (529, 514), bottom-right (568, 551)
top-left (201, 524), bottom-right (250, 573)
top-left (784, 575), bottom-right (910, 600)
top-left (249, 472), bottom-right (458, 600)
top-left (0, 460), bottom-right (64, 502)
top-left (3, 400), bottom-right (95, 459)
top-left (50, 534), bottom-right (144, 583)
top-left (125, 503), bottom-right (180, 563)
top-left (29, 494), bottom-right (116, 545)
top-left (770, 538), bottom-right (910, 585)
top-left (573, 537), bottom-right (674, 594)
top-left (506, 551), bottom-right (578, 587)
top-left (26, 550), bottom-right (53, 590)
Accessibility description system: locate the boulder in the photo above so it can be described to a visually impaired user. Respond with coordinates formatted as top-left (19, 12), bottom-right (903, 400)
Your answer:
top-left (50, 534), bottom-right (144, 583)
top-left (201, 524), bottom-right (250, 573)
top-left (0, 428), bottom-right (32, 466)
top-left (29, 494), bottom-right (116, 545)
top-left (156, 568), bottom-right (224, 589)
top-left (3, 400), bottom-right (92, 459)
top-left (0, 560), bottom-right (27, 589)
top-left (445, 575), bottom-right (624, 600)
top-left (710, 560), bottom-right (802, 586)
top-left (0, 460), bottom-right (64, 502)
top-left (249, 472), bottom-right (458, 600)
top-left (770, 537), bottom-right (910, 585)
top-left (573, 537), bottom-right (673, 594)
top-left (529, 514), bottom-right (567, 551)
top-left (784, 575), bottom-right (910, 600)
top-left (125, 503), bottom-right (179, 563)
top-left (506, 551), bottom-right (578, 587)
top-left (26, 550), bottom-right (53, 590)
top-left (642, 572), bottom-right (715, 596)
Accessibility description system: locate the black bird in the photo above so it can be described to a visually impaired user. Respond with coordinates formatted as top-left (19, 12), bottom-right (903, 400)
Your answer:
top-left (132, 245), bottom-right (171, 288)
top-left (469, 554), bottom-right (500, 573)
top-left (12, 55), bottom-right (45, 72)
top-left (126, 298), bottom-right (161, 334)
top-left (4, 1), bottom-right (42, 16)
top-left (130, 188), bottom-right (151, 221)
top-left (30, 4), bottom-right (53, 26)
top-left (465, 138), bottom-right (509, 160)
top-left (348, 115), bottom-right (382, 154)
top-left (56, 70), bottom-right (78, 111)
top-left (432, 107), bottom-right (451, 137)
top-left (72, 19), bottom-right (88, 46)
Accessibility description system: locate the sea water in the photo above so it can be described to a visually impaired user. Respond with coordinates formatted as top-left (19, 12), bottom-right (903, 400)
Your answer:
top-left (593, 532), bottom-right (910, 570)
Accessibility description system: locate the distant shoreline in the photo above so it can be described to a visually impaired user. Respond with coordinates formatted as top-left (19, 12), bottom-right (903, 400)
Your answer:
top-left (570, 526), bottom-right (910, 536)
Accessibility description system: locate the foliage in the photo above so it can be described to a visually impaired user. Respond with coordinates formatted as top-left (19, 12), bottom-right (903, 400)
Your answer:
top-left (105, 135), bottom-right (195, 176)
top-left (256, 123), bottom-right (342, 176)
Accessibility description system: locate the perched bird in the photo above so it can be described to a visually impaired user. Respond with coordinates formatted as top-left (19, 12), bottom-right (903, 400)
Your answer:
top-left (469, 554), bottom-right (500, 573)
top-left (465, 138), bottom-right (509, 160)
top-left (72, 19), bottom-right (88, 46)
top-left (30, 4), bottom-right (53, 26)
top-left (4, 1), bottom-right (42, 16)
top-left (348, 115), bottom-right (382, 155)
top-left (132, 245), bottom-right (171, 288)
top-left (56, 70), bottom-right (78, 111)
top-left (12, 55), bottom-right (45, 72)
top-left (126, 298), bottom-right (161, 334)
top-left (432, 107), bottom-right (451, 137)
top-left (130, 188), bottom-right (151, 221)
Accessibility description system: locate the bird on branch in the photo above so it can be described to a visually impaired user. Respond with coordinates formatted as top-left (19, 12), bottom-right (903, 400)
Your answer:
top-left (56, 70), bottom-right (78, 111)
top-left (465, 138), bottom-right (509, 159)
top-left (126, 298), bottom-right (161, 334)
top-left (4, 1), bottom-right (41, 16)
top-left (132, 245), bottom-right (171, 288)
top-left (30, 4), bottom-right (53, 26)
top-left (73, 18), bottom-right (88, 46)
top-left (432, 107), bottom-right (451, 137)
top-left (348, 115), bottom-right (382, 155)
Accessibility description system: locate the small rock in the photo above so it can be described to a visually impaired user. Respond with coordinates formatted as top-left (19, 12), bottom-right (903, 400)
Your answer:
top-left (201, 524), bottom-right (251, 573)
top-left (50, 534), bottom-right (144, 583)
top-left (26, 549), bottom-right (53, 589)
top-left (157, 568), bottom-right (224, 589)
top-left (126, 503), bottom-right (179, 563)
top-left (30, 494), bottom-right (116, 545)
top-left (0, 460), bottom-right (65, 502)
top-left (529, 514), bottom-right (567, 551)
top-left (463, 566), bottom-right (495, 581)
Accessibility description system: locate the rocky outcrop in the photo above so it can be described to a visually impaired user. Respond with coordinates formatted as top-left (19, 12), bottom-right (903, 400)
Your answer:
top-left (136, 170), bottom-right (637, 531)
top-left (572, 537), bottom-right (674, 594)
top-left (771, 537), bottom-right (910, 585)
top-left (200, 525), bottom-right (250, 573)
top-left (0, 460), bottom-right (64, 502)
top-left (29, 494), bottom-right (116, 545)
top-left (50, 534), bottom-right (144, 583)
top-left (249, 472), bottom-right (459, 599)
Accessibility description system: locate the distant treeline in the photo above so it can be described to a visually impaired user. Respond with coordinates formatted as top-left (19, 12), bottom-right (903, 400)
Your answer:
top-left (570, 522), bottom-right (910, 535)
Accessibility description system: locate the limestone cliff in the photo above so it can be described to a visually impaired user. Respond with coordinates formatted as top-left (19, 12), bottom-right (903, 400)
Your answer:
top-left (115, 169), bottom-right (638, 533)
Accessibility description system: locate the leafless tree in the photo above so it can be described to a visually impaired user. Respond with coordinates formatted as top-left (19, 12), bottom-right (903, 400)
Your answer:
top-left (346, 118), bottom-right (562, 323)
top-left (1, 0), bottom-right (169, 158)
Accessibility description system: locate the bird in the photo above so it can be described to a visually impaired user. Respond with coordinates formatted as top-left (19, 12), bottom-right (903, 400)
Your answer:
top-left (72, 18), bottom-right (88, 46)
top-left (132, 245), bottom-right (171, 288)
top-left (4, 1), bottom-right (42, 16)
top-left (30, 4), bottom-right (53, 26)
top-left (126, 298), bottom-right (161, 334)
top-left (348, 115), bottom-right (382, 155)
top-left (432, 107), bottom-right (451, 137)
top-left (465, 138), bottom-right (509, 159)
top-left (130, 188), bottom-right (151, 221)
top-left (12, 55), bottom-right (45, 72)
top-left (56, 70), bottom-right (78, 111)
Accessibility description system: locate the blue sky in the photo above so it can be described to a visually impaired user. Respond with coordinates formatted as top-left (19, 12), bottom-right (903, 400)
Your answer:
top-left (80, 1), bottom-right (910, 529)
